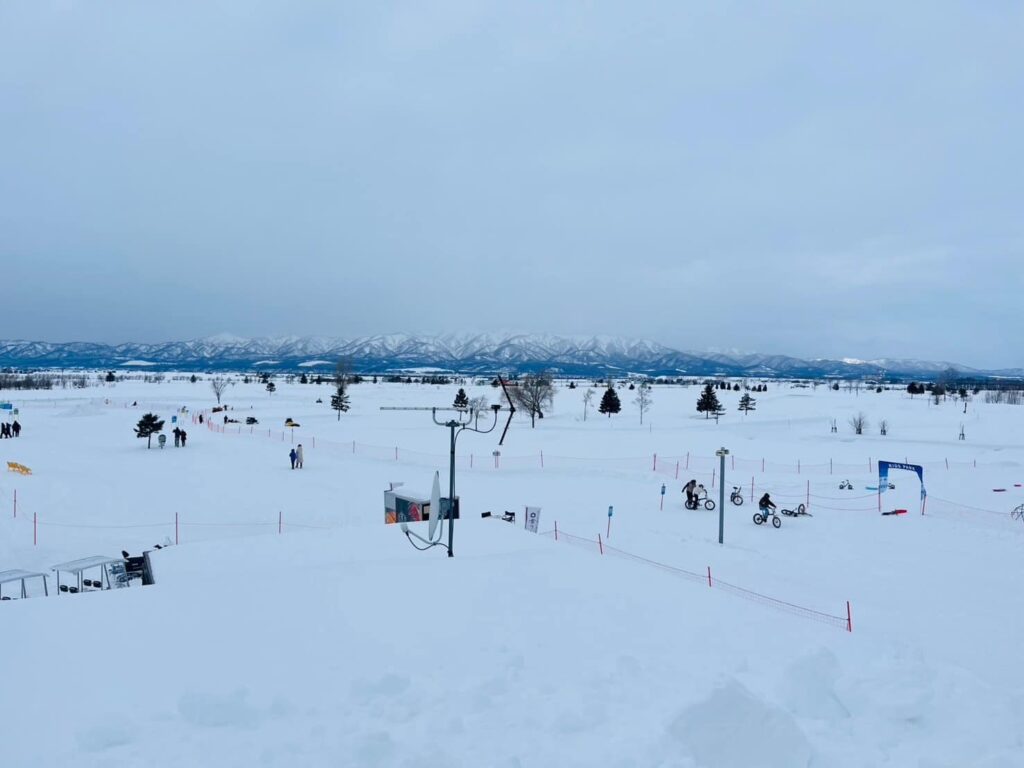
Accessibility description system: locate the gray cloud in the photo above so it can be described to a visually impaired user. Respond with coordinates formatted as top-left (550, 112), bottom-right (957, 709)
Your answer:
top-left (1, 1), bottom-right (1021, 367)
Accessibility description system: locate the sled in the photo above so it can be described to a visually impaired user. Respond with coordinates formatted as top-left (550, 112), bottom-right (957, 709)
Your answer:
top-left (882, 509), bottom-right (907, 516)
top-left (865, 483), bottom-right (895, 491)
top-left (6, 461), bottom-right (31, 475)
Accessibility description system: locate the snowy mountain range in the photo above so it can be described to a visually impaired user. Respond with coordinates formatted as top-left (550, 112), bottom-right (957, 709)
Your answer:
top-left (0, 334), bottom-right (1019, 380)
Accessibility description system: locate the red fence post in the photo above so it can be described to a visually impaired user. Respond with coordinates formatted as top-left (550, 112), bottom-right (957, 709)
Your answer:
top-left (798, 459), bottom-right (801, 474)
top-left (830, 458), bottom-right (833, 475)
top-left (541, 451), bottom-right (544, 469)
top-left (762, 457), bottom-right (765, 472)
top-left (711, 469), bottom-right (716, 488)
top-left (554, 521), bottom-right (558, 541)
top-left (470, 454), bottom-right (473, 469)
top-left (806, 480), bottom-right (810, 512)
top-left (312, 436), bottom-right (315, 449)
top-left (686, 452), bottom-right (689, 470)
top-left (13, 489), bottom-right (16, 518)
top-left (652, 453), bottom-right (656, 471)
top-left (597, 533), bottom-right (604, 555)
top-left (707, 566), bottom-right (712, 587)
top-left (175, 512), bottom-right (179, 545)
top-left (751, 476), bottom-right (754, 502)
top-left (945, 457), bottom-right (948, 470)
top-left (395, 447), bottom-right (398, 461)
top-left (33, 512), bottom-right (37, 546)
top-left (675, 461), bottom-right (679, 480)
top-left (846, 601), bottom-right (853, 633)
top-left (279, 510), bottom-right (282, 534)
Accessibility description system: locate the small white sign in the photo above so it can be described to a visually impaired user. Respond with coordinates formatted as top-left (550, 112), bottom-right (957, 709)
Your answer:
top-left (525, 506), bottom-right (541, 533)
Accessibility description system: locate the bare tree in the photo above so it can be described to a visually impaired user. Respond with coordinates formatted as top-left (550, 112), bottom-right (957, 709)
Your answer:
top-left (469, 395), bottom-right (489, 428)
top-left (849, 412), bottom-right (868, 435)
top-left (633, 382), bottom-right (653, 424)
top-left (210, 376), bottom-right (230, 405)
top-left (582, 388), bottom-right (595, 421)
top-left (335, 358), bottom-right (352, 389)
top-left (509, 371), bottom-right (555, 428)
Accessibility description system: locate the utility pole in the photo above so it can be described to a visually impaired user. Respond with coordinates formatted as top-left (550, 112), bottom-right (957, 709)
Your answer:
top-left (380, 378), bottom-right (515, 557)
top-left (715, 447), bottom-right (729, 545)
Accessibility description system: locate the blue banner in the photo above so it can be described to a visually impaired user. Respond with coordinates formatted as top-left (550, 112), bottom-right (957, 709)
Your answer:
top-left (878, 460), bottom-right (925, 498)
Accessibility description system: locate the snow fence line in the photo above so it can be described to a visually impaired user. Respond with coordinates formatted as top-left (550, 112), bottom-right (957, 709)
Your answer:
top-left (190, 406), bottom-right (996, 478)
top-left (197, 414), bottom-right (1012, 522)
top-left (543, 525), bottom-right (853, 633)
top-left (7, 507), bottom-right (337, 548)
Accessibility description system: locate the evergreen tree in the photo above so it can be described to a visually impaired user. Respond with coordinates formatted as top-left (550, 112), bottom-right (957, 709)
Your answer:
top-left (190, 374), bottom-right (198, 384)
top-left (331, 385), bottom-right (350, 420)
top-left (568, 381), bottom-right (576, 389)
top-left (453, 388), bottom-right (469, 409)
top-left (598, 385), bottom-right (621, 417)
top-left (105, 371), bottom-right (116, 383)
top-left (299, 373), bottom-right (308, 384)
top-left (134, 412), bottom-right (164, 449)
top-left (696, 384), bottom-right (722, 419)
top-left (738, 393), bottom-right (756, 413)
top-left (266, 381), bottom-right (276, 395)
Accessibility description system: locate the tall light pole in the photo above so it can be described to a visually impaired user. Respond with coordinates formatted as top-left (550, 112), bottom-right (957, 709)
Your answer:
top-left (716, 447), bottom-right (729, 544)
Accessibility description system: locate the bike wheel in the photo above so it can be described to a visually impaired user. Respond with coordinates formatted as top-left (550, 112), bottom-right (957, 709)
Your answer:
top-left (704, 499), bottom-right (716, 511)
top-left (731, 495), bottom-right (743, 506)
top-left (797, 503), bottom-right (806, 514)
top-left (753, 513), bottom-right (763, 525)
top-left (772, 516), bottom-right (781, 528)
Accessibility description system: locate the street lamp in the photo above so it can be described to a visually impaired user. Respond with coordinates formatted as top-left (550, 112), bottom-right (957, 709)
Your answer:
top-left (715, 447), bottom-right (729, 544)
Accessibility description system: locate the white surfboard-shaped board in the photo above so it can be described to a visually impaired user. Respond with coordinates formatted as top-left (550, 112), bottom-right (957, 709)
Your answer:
top-left (428, 471), bottom-right (442, 540)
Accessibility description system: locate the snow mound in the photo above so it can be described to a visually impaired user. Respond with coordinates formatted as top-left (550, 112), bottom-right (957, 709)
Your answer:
top-left (778, 648), bottom-right (850, 722)
top-left (669, 680), bottom-right (814, 768)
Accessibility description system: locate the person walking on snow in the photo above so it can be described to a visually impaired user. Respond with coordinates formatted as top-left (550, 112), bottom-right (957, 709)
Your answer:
top-left (11, 420), bottom-right (19, 437)
top-left (180, 429), bottom-right (187, 447)
top-left (173, 426), bottom-right (181, 447)
top-left (199, 413), bottom-right (204, 424)
top-left (289, 448), bottom-right (298, 469)
top-left (296, 444), bottom-right (304, 469)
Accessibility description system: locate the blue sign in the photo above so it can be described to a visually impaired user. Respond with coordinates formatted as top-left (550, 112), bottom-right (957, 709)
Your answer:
top-left (608, 505), bottom-right (614, 517)
top-left (660, 484), bottom-right (666, 496)
top-left (171, 415), bottom-right (177, 424)
top-left (0, 403), bottom-right (12, 410)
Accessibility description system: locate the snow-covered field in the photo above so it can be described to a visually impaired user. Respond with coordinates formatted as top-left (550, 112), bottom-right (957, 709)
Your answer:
top-left (2, 378), bottom-right (1023, 767)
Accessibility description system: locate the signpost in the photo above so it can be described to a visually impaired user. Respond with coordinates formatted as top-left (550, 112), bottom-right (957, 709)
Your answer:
top-left (525, 506), bottom-right (541, 533)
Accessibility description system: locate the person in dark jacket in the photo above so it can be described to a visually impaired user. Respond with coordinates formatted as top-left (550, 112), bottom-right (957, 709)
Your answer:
top-left (179, 430), bottom-right (187, 447)
top-left (173, 426), bottom-right (181, 447)
top-left (289, 448), bottom-right (298, 469)
top-left (758, 493), bottom-right (777, 513)
top-left (683, 479), bottom-right (698, 508)
top-left (11, 420), bottom-right (20, 437)
top-left (199, 413), bottom-right (204, 424)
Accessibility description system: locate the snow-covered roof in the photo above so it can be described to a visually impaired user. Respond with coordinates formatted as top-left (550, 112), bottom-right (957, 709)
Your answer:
top-left (51, 556), bottom-right (125, 573)
top-left (0, 569), bottom-right (48, 585)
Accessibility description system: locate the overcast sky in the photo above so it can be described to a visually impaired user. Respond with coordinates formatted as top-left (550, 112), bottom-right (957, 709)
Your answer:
top-left (1, 2), bottom-right (1021, 367)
